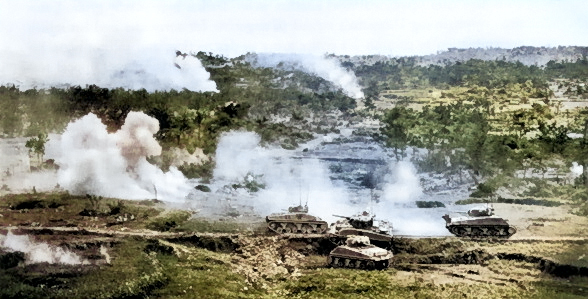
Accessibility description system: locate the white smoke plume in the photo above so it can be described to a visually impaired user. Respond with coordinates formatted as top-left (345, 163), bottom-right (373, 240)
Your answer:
top-left (382, 161), bottom-right (423, 203)
top-left (0, 47), bottom-right (217, 92)
top-left (0, 1), bottom-right (217, 92)
top-left (211, 131), bottom-right (354, 224)
top-left (246, 53), bottom-right (365, 99)
top-left (47, 112), bottom-right (190, 201)
top-left (379, 161), bottom-right (449, 236)
top-left (0, 232), bottom-right (84, 264)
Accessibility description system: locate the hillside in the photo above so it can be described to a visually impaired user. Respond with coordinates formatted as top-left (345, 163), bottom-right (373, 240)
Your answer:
top-left (1, 46), bottom-right (588, 298)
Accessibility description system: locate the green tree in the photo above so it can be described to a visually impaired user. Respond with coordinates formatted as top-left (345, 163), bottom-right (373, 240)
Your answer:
top-left (362, 81), bottom-right (378, 110)
top-left (25, 133), bottom-right (49, 161)
top-left (380, 107), bottom-right (414, 160)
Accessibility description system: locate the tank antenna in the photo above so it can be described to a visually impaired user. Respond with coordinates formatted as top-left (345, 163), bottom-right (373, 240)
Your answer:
top-left (298, 180), bottom-right (302, 206)
top-left (369, 189), bottom-right (375, 216)
top-left (153, 183), bottom-right (158, 201)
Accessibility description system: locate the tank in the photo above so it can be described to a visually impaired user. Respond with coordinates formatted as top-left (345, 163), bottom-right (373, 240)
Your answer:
top-left (442, 205), bottom-right (517, 238)
top-left (266, 204), bottom-right (328, 234)
top-left (327, 235), bottom-right (393, 270)
top-left (330, 211), bottom-right (393, 246)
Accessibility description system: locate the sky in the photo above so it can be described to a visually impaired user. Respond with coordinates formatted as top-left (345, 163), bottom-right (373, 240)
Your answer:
top-left (0, 0), bottom-right (586, 91)
top-left (1, 0), bottom-right (586, 58)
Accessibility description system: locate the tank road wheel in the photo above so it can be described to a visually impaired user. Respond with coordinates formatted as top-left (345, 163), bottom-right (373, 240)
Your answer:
top-left (301, 224), bottom-right (312, 234)
top-left (268, 222), bottom-right (278, 231)
top-left (287, 224), bottom-right (298, 234)
top-left (507, 227), bottom-right (517, 237)
top-left (471, 227), bottom-right (482, 237)
top-left (332, 258), bottom-right (340, 268)
top-left (450, 226), bottom-right (460, 236)
top-left (275, 223), bottom-right (287, 233)
top-left (381, 260), bottom-right (389, 269)
top-left (327, 256), bottom-right (334, 267)
top-left (337, 258), bottom-right (345, 268)
top-left (452, 227), bottom-right (467, 237)
top-left (344, 259), bottom-right (352, 268)
top-left (283, 226), bottom-right (292, 234)
top-left (366, 261), bottom-right (376, 270)
top-left (479, 227), bottom-right (489, 237)
top-left (299, 225), bottom-right (307, 234)
top-left (488, 229), bottom-right (499, 237)
top-left (316, 224), bottom-right (326, 234)
top-left (310, 224), bottom-right (318, 233)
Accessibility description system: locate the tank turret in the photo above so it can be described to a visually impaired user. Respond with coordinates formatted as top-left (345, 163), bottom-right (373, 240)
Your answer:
top-left (266, 204), bottom-right (328, 234)
top-left (330, 210), bottom-right (393, 248)
top-left (442, 205), bottom-right (516, 238)
top-left (332, 210), bottom-right (374, 229)
top-left (327, 235), bottom-right (393, 270)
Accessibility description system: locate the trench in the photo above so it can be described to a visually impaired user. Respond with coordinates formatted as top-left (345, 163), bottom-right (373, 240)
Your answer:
top-left (4, 228), bottom-right (588, 280)
top-left (495, 252), bottom-right (588, 278)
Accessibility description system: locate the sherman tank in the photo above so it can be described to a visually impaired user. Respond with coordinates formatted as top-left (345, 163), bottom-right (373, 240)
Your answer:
top-left (330, 211), bottom-right (393, 247)
top-left (442, 205), bottom-right (517, 238)
top-left (328, 235), bottom-right (393, 270)
top-left (266, 204), bottom-right (328, 234)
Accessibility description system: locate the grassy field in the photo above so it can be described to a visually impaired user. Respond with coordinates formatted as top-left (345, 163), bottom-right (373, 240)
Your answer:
top-left (1, 192), bottom-right (588, 298)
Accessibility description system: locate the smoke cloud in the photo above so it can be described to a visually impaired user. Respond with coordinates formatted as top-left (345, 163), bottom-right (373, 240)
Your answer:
top-left (0, 1), bottom-right (217, 92)
top-left (47, 112), bottom-right (190, 201)
top-left (211, 131), bottom-right (354, 224)
top-left (0, 232), bottom-right (84, 264)
top-left (246, 53), bottom-right (364, 99)
top-left (0, 46), bottom-right (218, 92)
top-left (382, 161), bottom-right (423, 203)
top-left (209, 131), bottom-right (449, 235)
top-left (379, 161), bottom-right (450, 236)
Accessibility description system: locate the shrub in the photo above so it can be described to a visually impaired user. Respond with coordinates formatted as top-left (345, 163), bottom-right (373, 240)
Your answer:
top-left (146, 211), bottom-right (192, 232)
top-left (470, 183), bottom-right (497, 198)
top-left (415, 201), bottom-right (446, 208)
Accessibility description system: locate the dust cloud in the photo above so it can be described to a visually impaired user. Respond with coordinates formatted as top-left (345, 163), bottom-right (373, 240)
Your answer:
top-left (0, 232), bottom-right (84, 265)
top-left (47, 112), bottom-right (190, 201)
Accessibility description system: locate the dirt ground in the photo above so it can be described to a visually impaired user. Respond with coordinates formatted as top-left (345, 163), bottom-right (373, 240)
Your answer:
top-left (492, 203), bottom-right (588, 240)
top-left (1, 194), bottom-right (588, 298)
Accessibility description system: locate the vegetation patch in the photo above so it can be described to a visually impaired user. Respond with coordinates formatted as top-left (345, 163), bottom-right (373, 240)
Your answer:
top-left (0, 252), bottom-right (25, 270)
top-left (194, 184), bottom-right (211, 192)
top-left (455, 197), bottom-right (562, 207)
top-left (175, 218), bottom-right (264, 234)
top-left (415, 201), bottom-right (446, 208)
top-left (146, 210), bottom-right (192, 232)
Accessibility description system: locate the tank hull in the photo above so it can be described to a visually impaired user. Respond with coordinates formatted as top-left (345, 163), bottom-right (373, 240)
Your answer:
top-left (327, 245), bottom-right (392, 270)
top-left (443, 215), bottom-right (517, 238)
top-left (266, 214), bottom-right (328, 234)
top-left (334, 228), bottom-right (393, 249)
top-left (329, 213), bottom-right (393, 249)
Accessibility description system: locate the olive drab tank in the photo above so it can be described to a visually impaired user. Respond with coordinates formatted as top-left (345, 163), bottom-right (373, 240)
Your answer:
top-left (265, 204), bottom-right (328, 234)
top-left (442, 205), bottom-right (517, 238)
top-left (328, 235), bottom-right (393, 270)
top-left (330, 211), bottom-right (393, 246)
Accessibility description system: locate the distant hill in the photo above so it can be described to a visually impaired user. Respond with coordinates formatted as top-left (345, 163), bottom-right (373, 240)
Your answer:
top-left (419, 46), bottom-right (588, 66)
top-left (337, 46), bottom-right (588, 67)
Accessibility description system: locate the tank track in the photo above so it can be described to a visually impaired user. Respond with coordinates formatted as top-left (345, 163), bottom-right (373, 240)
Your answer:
top-left (267, 221), bottom-right (328, 234)
top-left (327, 255), bottom-right (389, 270)
top-left (447, 225), bottom-right (517, 238)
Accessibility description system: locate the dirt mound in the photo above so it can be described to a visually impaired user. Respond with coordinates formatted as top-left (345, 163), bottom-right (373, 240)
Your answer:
top-left (231, 236), bottom-right (306, 287)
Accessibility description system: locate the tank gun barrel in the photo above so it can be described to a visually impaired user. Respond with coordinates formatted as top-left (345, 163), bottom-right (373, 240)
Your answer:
top-left (333, 214), bottom-right (351, 220)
